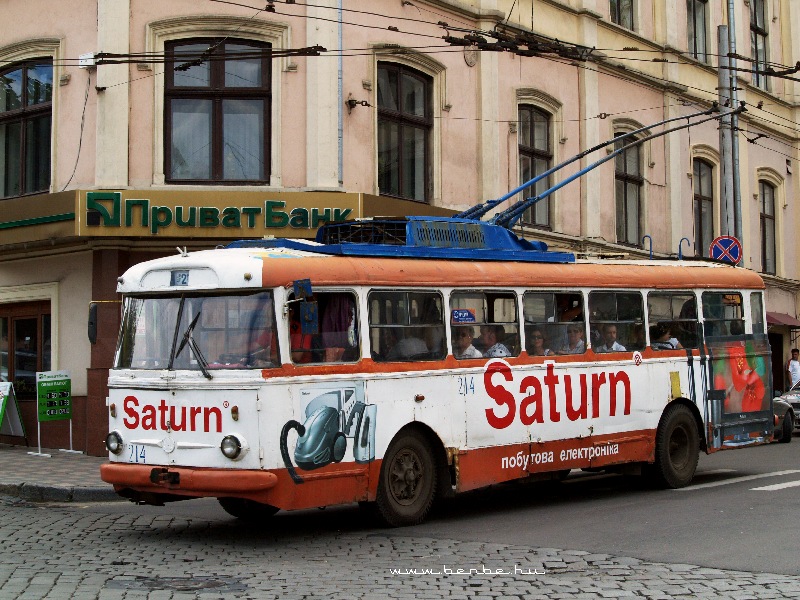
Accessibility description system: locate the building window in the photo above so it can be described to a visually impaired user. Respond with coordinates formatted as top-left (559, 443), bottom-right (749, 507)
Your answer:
top-left (760, 180), bottom-right (776, 275)
top-left (518, 106), bottom-right (552, 228)
top-left (0, 302), bottom-right (50, 400)
top-left (377, 63), bottom-right (432, 202)
top-left (750, 0), bottom-right (769, 90)
top-left (610, 0), bottom-right (634, 30)
top-left (687, 0), bottom-right (707, 62)
top-left (615, 136), bottom-right (642, 246)
top-left (0, 59), bottom-right (52, 199)
top-left (693, 158), bottom-right (713, 257)
top-left (164, 39), bottom-right (271, 183)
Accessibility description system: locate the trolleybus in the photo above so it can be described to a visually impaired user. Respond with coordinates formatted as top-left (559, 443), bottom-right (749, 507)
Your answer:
top-left (100, 217), bottom-right (773, 526)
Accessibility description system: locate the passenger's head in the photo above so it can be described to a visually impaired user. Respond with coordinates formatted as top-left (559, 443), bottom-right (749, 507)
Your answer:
top-left (567, 324), bottom-right (584, 341)
top-left (650, 323), bottom-right (669, 342)
top-left (602, 324), bottom-right (618, 344)
top-left (528, 328), bottom-right (546, 354)
top-left (453, 326), bottom-right (474, 352)
top-left (480, 324), bottom-right (504, 344)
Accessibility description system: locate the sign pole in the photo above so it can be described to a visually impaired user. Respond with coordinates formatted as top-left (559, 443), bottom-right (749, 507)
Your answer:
top-left (29, 370), bottom-right (77, 458)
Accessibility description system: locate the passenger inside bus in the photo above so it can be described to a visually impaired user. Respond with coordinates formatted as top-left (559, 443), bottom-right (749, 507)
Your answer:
top-left (595, 323), bottom-right (626, 353)
top-left (385, 327), bottom-right (428, 360)
top-left (527, 327), bottom-right (552, 356)
top-left (452, 325), bottom-right (483, 359)
top-left (650, 323), bottom-right (683, 350)
top-left (558, 324), bottom-right (585, 354)
top-left (480, 325), bottom-right (512, 358)
top-left (289, 306), bottom-right (313, 363)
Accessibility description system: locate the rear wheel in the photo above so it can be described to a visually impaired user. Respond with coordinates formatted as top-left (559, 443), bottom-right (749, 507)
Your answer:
top-left (217, 497), bottom-right (279, 520)
top-left (780, 412), bottom-right (793, 444)
top-left (651, 404), bottom-right (699, 488)
top-left (375, 430), bottom-right (437, 527)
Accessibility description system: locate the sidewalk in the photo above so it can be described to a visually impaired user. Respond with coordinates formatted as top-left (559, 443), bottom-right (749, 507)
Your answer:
top-left (0, 443), bottom-right (119, 502)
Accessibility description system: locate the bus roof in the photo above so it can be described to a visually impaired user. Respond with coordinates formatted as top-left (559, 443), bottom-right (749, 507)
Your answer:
top-left (117, 243), bottom-right (763, 294)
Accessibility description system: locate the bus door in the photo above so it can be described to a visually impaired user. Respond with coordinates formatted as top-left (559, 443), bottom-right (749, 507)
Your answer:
top-left (702, 292), bottom-right (773, 449)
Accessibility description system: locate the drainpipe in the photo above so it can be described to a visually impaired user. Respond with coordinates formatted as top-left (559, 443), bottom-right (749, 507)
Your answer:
top-left (338, 0), bottom-right (343, 185)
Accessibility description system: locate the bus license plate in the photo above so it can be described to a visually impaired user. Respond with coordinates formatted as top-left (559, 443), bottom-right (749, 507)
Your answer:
top-left (128, 444), bottom-right (146, 464)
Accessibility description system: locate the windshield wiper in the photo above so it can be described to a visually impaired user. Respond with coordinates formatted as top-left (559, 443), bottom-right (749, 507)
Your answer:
top-left (173, 311), bottom-right (213, 379)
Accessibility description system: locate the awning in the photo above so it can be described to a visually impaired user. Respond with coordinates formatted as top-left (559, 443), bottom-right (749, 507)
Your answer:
top-left (766, 311), bottom-right (800, 328)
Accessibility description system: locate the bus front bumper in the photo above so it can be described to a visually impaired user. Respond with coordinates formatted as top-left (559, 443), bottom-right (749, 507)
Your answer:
top-left (100, 463), bottom-right (278, 501)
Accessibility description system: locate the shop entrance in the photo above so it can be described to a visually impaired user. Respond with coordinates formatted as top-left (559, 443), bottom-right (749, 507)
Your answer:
top-left (0, 301), bottom-right (51, 400)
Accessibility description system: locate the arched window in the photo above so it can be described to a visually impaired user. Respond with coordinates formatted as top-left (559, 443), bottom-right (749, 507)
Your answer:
top-left (518, 105), bottom-right (552, 228)
top-left (760, 180), bottom-right (776, 274)
top-left (615, 135), bottom-right (642, 246)
top-left (693, 158), bottom-right (714, 257)
top-left (164, 39), bottom-right (271, 183)
top-left (377, 62), bottom-right (432, 202)
top-left (0, 58), bottom-right (52, 198)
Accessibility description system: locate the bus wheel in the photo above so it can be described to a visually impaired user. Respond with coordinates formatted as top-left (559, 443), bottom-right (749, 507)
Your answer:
top-left (376, 430), bottom-right (437, 527)
top-left (652, 404), bottom-right (699, 488)
top-left (217, 497), bottom-right (279, 520)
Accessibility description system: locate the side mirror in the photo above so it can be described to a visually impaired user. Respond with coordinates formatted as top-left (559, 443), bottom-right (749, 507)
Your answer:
top-left (88, 302), bottom-right (98, 345)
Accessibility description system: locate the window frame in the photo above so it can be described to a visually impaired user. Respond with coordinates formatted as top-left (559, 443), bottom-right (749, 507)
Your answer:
top-left (693, 158), bottom-right (714, 258)
top-left (759, 180), bottom-right (776, 275)
top-left (368, 289), bottom-right (444, 362)
top-left (614, 136), bottom-right (643, 247)
top-left (376, 62), bottom-right (433, 203)
top-left (610, 0), bottom-right (635, 30)
top-left (0, 57), bottom-right (53, 199)
top-left (163, 38), bottom-right (272, 185)
top-left (687, 0), bottom-right (708, 62)
top-left (750, 0), bottom-right (769, 91)
top-left (517, 105), bottom-right (553, 229)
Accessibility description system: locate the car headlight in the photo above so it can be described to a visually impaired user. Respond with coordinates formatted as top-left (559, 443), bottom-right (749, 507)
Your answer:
top-left (106, 431), bottom-right (124, 455)
top-left (220, 435), bottom-right (242, 459)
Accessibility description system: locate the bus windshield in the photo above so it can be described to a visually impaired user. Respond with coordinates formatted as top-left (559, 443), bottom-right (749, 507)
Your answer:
top-left (115, 290), bottom-right (278, 370)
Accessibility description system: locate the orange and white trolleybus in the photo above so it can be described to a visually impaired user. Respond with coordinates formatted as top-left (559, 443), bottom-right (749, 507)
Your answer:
top-left (100, 217), bottom-right (773, 526)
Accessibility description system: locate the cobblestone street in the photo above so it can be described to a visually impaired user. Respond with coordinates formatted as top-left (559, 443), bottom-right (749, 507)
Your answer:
top-left (2, 495), bottom-right (799, 600)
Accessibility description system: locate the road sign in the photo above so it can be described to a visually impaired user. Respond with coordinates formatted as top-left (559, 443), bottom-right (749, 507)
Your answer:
top-left (709, 236), bottom-right (742, 265)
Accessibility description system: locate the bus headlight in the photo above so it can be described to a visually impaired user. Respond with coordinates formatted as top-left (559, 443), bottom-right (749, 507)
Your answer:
top-left (106, 431), bottom-right (124, 455)
top-left (220, 435), bottom-right (242, 459)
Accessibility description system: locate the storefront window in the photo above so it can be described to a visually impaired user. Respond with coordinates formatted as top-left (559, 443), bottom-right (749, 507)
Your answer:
top-left (0, 302), bottom-right (50, 399)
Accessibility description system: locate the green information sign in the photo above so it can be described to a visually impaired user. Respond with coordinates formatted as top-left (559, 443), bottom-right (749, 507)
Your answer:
top-left (0, 382), bottom-right (26, 437)
top-left (36, 371), bottom-right (72, 422)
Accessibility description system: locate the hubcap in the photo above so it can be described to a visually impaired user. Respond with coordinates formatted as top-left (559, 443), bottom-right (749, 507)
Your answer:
top-left (388, 448), bottom-right (423, 506)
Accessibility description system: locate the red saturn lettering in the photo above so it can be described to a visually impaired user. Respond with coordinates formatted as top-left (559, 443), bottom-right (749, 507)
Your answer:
top-left (484, 362), bottom-right (631, 430)
top-left (122, 395), bottom-right (222, 432)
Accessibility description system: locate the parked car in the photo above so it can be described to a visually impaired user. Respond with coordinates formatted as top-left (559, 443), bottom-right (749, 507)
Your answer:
top-left (773, 381), bottom-right (800, 443)
top-left (773, 397), bottom-right (794, 443)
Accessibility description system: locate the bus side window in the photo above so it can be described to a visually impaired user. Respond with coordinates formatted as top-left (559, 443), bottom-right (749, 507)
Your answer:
top-left (368, 291), bottom-right (445, 362)
top-left (451, 291), bottom-right (520, 358)
top-left (588, 291), bottom-right (644, 352)
top-left (289, 291), bottom-right (358, 364)
top-left (647, 292), bottom-right (698, 350)
top-left (750, 292), bottom-right (765, 334)
top-left (523, 291), bottom-right (585, 356)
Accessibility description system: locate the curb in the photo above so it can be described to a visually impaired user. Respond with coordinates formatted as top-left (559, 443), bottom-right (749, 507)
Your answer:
top-left (0, 482), bottom-right (122, 503)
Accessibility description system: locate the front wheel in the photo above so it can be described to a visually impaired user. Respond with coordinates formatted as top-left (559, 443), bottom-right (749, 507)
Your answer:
top-left (375, 430), bottom-right (437, 527)
top-left (780, 412), bottom-right (793, 444)
top-left (217, 497), bottom-right (279, 520)
top-left (651, 404), bottom-right (699, 488)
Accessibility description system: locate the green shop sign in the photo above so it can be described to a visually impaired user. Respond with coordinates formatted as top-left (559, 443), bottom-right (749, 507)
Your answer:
top-left (85, 192), bottom-right (353, 235)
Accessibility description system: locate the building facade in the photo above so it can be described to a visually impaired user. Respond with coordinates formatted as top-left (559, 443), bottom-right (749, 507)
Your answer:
top-left (1, 0), bottom-right (799, 455)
